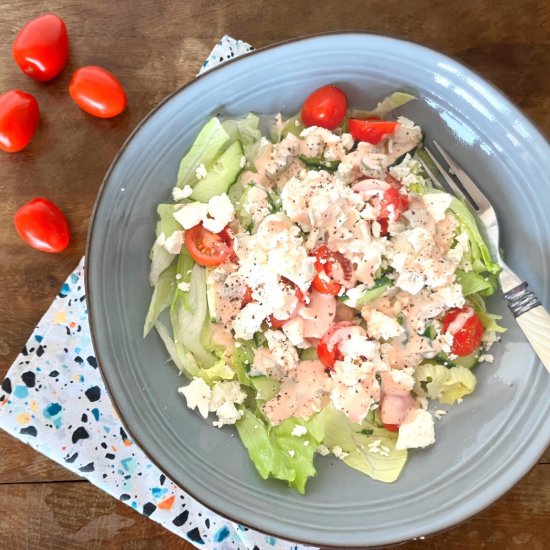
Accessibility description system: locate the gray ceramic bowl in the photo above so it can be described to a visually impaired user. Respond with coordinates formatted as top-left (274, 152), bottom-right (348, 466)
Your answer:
top-left (87, 33), bottom-right (550, 547)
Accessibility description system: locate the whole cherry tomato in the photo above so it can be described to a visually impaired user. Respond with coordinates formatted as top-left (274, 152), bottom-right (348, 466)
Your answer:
top-left (13, 14), bottom-right (69, 82)
top-left (69, 66), bottom-right (127, 118)
top-left (301, 85), bottom-right (347, 130)
top-left (184, 224), bottom-right (234, 267)
top-left (14, 198), bottom-right (70, 253)
top-left (443, 306), bottom-right (484, 356)
top-left (348, 119), bottom-right (400, 144)
top-left (0, 90), bottom-right (40, 153)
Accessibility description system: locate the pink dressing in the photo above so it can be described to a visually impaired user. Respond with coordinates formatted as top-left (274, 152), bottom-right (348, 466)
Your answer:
top-left (299, 290), bottom-right (336, 339)
top-left (263, 360), bottom-right (333, 425)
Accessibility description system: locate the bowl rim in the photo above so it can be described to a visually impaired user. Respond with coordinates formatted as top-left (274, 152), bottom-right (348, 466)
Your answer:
top-left (85, 30), bottom-right (550, 548)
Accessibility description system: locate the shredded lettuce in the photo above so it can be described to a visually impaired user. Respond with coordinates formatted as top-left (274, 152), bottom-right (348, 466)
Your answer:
top-left (170, 264), bottom-right (218, 368)
top-left (469, 293), bottom-right (507, 333)
top-left (236, 410), bottom-right (322, 494)
top-left (409, 183), bottom-right (500, 275)
top-left (456, 269), bottom-right (497, 297)
top-left (222, 113), bottom-right (262, 165)
top-left (148, 204), bottom-right (183, 286)
top-left (309, 406), bottom-right (408, 483)
top-left (231, 339), bottom-right (255, 386)
top-left (350, 91), bottom-right (416, 119)
top-left (176, 118), bottom-right (230, 188)
top-left (196, 357), bottom-right (236, 385)
top-left (414, 363), bottom-right (477, 404)
top-left (143, 263), bottom-right (177, 337)
top-left (154, 320), bottom-right (199, 378)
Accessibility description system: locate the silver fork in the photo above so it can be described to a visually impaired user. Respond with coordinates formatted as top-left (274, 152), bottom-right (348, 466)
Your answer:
top-left (418, 141), bottom-right (550, 374)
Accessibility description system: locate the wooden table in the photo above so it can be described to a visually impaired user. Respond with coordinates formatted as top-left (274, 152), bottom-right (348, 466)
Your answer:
top-left (1, 1), bottom-right (549, 548)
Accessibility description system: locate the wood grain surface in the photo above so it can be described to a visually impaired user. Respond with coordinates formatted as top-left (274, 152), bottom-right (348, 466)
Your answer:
top-left (1, 0), bottom-right (549, 548)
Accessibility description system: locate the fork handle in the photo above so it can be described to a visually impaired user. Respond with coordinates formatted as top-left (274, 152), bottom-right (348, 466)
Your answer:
top-left (504, 283), bottom-right (550, 374)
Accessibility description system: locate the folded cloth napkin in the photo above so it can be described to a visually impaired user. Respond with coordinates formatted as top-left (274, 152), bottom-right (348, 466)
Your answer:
top-left (0, 36), bottom-right (315, 550)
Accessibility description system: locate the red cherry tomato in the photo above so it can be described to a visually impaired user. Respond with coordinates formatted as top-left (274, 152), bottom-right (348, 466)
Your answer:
top-left (317, 322), bottom-right (366, 370)
top-left (14, 198), bottom-right (70, 253)
top-left (268, 280), bottom-right (304, 328)
top-left (301, 85), bottom-right (347, 130)
top-left (378, 186), bottom-right (410, 222)
top-left (383, 423), bottom-right (399, 432)
top-left (443, 306), bottom-right (484, 356)
top-left (69, 66), bottom-right (127, 118)
top-left (184, 224), bottom-right (234, 267)
top-left (348, 119), bottom-right (400, 144)
top-left (13, 14), bottom-right (68, 82)
top-left (0, 90), bottom-right (40, 153)
top-left (311, 245), bottom-right (352, 296)
top-left (242, 286), bottom-right (254, 307)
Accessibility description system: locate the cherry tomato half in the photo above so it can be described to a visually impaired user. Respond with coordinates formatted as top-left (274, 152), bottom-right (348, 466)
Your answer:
top-left (383, 423), bottom-right (400, 432)
top-left (317, 321), bottom-right (366, 370)
top-left (13, 14), bottom-right (69, 82)
top-left (242, 286), bottom-right (254, 307)
top-left (443, 306), bottom-right (484, 356)
top-left (268, 280), bottom-right (304, 328)
top-left (311, 245), bottom-right (353, 296)
top-left (348, 119), bottom-right (400, 144)
top-left (378, 186), bottom-right (410, 222)
top-left (184, 224), bottom-right (234, 267)
top-left (69, 66), bottom-right (127, 118)
top-left (14, 198), bottom-right (70, 253)
top-left (0, 90), bottom-right (40, 153)
top-left (301, 85), bottom-right (347, 130)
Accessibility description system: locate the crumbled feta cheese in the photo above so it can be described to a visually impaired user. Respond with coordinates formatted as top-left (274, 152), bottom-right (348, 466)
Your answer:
top-left (195, 163), bottom-right (208, 180)
top-left (282, 316), bottom-right (306, 347)
top-left (240, 155), bottom-right (247, 168)
top-left (316, 444), bottom-right (331, 456)
top-left (163, 231), bottom-right (185, 254)
top-left (396, 271), bottom-right (426, 295)
top-left (232, 302), bottom-right (271, 340)
top-left (365, 310), bottom-right (405, 340)
top-left (332, 446), bottom-right (349, 460)
top-left (291, 425), bottom-right (308, 437)
top-left (264, 329), bottom-right (299, 370)
top-left (434, 409), bottom-right (447, 420)
top-left (209, 381), bottom-right (246, 428)
top-left (478, 354), bottom-right (494, 363)
top-left (303, 440), bottom-right (310, 447)
top-left (178, 378), bottom-right (211, 419)
top-left (177, 281), bottom-right (190, 292)
top-left (396, 409), bottom-right (435, 450)
top-left (422, 193), bottom-right (453, 222)
top-left (203, 193), bottom-right (235, 233)
top-left (172, 185), bottom-right (193, 201)
top-left (173, 202), bottom-right (208, 230)
top-left (212, 402), bottom-right (243, 428)
top-left (389, 369), bottom-right (415, 391)
top-left (435, 284), bottom-right (466, 309)
top-left (173, 193), bottom-right (235, 233)
top-left (288, 450), bottom-right (295, 458)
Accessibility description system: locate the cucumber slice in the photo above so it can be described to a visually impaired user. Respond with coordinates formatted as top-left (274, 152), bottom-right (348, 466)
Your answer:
top-left (299, 154), bottom-right (340, 172)
top-left (454, 349), bottom-right (480, 370)
top-left (432, 349), bottom-right (480, 370)
top-left (357, 277), bottom-right (392, 307)
top-left (300, 347), bottom-right (318, 361)
top-left (250, 376), bottom-right (280, 401)
top-left (190, 141), bottom-right (245, 202)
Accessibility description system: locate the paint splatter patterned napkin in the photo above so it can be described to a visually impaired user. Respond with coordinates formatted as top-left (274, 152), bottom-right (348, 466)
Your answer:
top-left (0, 37), bottom-right (316, 550)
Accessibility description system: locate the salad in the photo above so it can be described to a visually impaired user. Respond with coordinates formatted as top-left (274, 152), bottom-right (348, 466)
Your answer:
top-left (144, 85), bottom-right (504, 493)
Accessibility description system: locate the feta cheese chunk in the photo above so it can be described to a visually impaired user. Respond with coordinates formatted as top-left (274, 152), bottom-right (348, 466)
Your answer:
top-left (173, 193), bottom-right (235, 233)
top-left (423, 193), bottom-right (453, 222)
top-left (291, 425), bottom-right (308, 437)
top-left (364, 310), bottom-right (405, 340)
top-left (396, 409), bottom-right (435, 450)
top-left (195, 163), bottom-right (208, 180)
top-left (172, 185), bottom-right (193, 201)
top-left (178, 378), bottom-right (211, 419)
